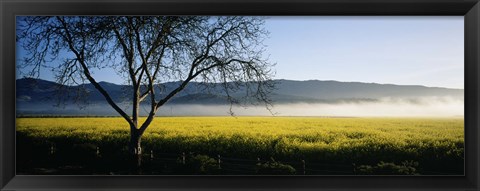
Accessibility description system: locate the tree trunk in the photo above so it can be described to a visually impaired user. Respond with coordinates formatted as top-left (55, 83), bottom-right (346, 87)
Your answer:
top-left (129, 128), bottom-right (142, 167)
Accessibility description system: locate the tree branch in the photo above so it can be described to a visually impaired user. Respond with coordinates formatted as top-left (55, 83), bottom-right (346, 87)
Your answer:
top-left (57, 16), bottom-right (134, 127)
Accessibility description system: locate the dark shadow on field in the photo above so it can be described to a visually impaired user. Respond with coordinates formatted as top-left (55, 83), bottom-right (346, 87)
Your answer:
top-left (16, 132), bottom-right (464, 175)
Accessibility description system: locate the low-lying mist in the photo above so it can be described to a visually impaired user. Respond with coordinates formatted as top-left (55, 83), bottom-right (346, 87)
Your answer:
top-left (17, 96), bottom-right (464, 117)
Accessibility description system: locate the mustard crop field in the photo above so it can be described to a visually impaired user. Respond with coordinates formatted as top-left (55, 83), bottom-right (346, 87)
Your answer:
top-left (16, 117), bottom-right (464, 175)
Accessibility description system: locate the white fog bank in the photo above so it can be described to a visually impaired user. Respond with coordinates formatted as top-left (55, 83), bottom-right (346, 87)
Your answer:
top-left (17, 96), bottom-right (464, 117)
top-left (156, 97), bottom-right (464, 117)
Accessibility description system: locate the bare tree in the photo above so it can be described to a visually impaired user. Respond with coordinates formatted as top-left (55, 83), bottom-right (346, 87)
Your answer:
top-left (17, 16), bottom-right (275, 164)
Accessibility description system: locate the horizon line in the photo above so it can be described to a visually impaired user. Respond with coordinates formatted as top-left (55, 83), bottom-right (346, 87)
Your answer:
top-left (16, 77), bottom-right (465, 90)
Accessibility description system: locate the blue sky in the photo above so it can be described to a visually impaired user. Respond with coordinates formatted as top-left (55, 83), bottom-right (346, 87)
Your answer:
top-left (17, 16), bottom-right (464, 89)
top-left (265, 16), bottom-right (464, 89)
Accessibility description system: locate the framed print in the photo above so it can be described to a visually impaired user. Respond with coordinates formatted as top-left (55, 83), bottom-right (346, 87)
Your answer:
top-left (1, 0), bottom-right (479, 190)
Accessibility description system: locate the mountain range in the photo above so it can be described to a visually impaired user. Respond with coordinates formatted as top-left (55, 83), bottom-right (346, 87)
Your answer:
top-left (16, 78), bottom-right (464, 106)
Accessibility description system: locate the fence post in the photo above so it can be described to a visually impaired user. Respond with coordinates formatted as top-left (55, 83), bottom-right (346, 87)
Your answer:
top-left (217, 154), bottom-right (222, 169)
top-left (50, 144), bottom-right (55, 155)
top-left (182, 152), bottom-right (186, 164)
top-left (302, 160), bottom-right (306, 175)
top-left (96, 147), bottom-right (100, 157)
top-left (353, 163), bottom-right (356, 175)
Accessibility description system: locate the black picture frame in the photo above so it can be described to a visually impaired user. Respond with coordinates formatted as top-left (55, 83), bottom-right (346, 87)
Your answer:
top-left (1, 0), bottom-right (478, 190)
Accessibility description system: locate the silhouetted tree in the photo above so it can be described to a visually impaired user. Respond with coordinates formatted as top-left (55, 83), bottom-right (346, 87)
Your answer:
top-left (17, 16), bottom-right (274, 165)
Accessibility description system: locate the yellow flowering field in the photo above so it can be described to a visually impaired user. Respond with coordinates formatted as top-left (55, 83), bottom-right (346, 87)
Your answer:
top-left (16, 116), bottom-right (464, 174)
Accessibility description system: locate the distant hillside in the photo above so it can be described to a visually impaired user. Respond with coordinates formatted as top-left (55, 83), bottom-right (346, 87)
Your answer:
top-left (16, 78), bottom-right (464, 106)
top-left (274, 79), bottom-right (463, 101)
